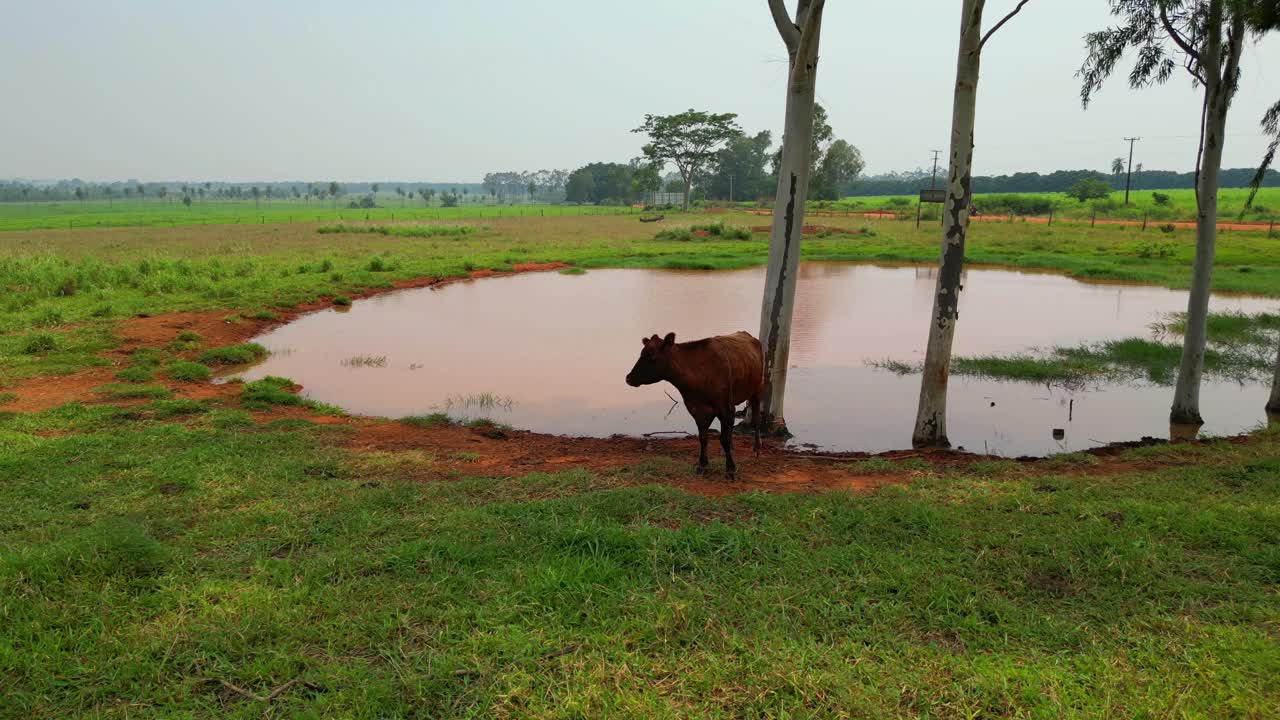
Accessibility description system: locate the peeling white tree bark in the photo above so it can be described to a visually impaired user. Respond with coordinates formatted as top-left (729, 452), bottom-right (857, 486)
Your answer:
top-left (1268, 338), bottom-right (1280, 414)
top-left (758, 0), bottom-right (825, 432)
top-left (1171, 5), bottom-right (1243, 426)
top-left (912, 0), bottom-right (985, 448)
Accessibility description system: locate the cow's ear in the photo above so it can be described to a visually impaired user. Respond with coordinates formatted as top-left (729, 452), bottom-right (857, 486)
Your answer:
top-left (641, 337), bottom-right (649, 346)
top-left (662, 332), bottom-right (676, 348)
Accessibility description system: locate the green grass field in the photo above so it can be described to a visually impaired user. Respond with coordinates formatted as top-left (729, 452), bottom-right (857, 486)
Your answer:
top-left (3, 404), bottom-right (1277, 717)
top-left (2, 214), bottom-right (1279, 716)
top-left (0, 200), bottom-right (640, 232)
top-left (4, 186), bottom-right (1278, 234)
top-left (826, 187), bottom-right (1280, 224)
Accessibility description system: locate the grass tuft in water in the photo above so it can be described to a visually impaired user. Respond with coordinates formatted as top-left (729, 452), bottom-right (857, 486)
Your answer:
top-left (446, 392), bottom-right (514, 411)
top-left (341, 354), bottom-right (387, 368)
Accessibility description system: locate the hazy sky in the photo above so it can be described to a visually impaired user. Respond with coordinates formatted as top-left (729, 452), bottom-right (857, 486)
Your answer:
top-left (2, 0), bottom-right (1277, 182)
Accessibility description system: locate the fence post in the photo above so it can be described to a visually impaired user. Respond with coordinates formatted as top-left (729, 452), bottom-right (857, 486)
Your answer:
top-left (915, 203), bottom-right (922, 229)
top-left (1048, 207), bottom-right (1054, 226)
top-left (1091, 209), bottom-right (1097, 227)
top-left (1142, 212), bottom-right (1148, 231)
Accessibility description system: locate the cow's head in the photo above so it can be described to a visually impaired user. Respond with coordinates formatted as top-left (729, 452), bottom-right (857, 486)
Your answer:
top-left (625, 332), bottom-right (676, 387)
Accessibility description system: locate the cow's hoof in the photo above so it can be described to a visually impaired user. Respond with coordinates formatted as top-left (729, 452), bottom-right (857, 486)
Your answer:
top-left (725, 470), bottom-right (738, 482)
top-left (693, 464), bottom-right (707, 476)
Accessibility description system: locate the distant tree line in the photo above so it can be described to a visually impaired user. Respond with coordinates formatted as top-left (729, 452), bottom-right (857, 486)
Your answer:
top-left (0, 180), bottom-right (489, 205)
top-left (481, 170), bottom-right (570, 204)
top-left (852, 167), bottom-right (1280, 197)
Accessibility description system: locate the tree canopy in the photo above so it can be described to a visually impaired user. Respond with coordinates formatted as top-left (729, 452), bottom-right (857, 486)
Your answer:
top-left (564, 162), bottom-right (639, 205)
top-left (702, 131), bottom-right (774, 202)
top-left (633, 110), bottom-right (741, 208)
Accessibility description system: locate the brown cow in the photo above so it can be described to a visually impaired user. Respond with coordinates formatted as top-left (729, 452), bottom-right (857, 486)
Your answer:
top-left (625, 331), bottom-right (764, 481)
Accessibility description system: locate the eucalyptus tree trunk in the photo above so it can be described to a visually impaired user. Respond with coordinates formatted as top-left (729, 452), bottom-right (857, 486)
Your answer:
top-left (1268, 339), bottom-right (1280, 414)
top-left (758, 0), bottom-right (825, 431)
top-left (1171, 5), bottom-right (1243, 426)
top-left (912, 0), bottom-right (985, 448)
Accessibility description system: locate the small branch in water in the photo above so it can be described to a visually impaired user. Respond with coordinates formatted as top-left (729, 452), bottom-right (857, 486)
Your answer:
top-left (796, 451), bottom-right (929, 462)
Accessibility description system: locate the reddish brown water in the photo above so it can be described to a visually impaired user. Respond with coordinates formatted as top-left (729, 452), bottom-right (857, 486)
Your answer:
top-left (234, 264), bottom-right (1277, 456)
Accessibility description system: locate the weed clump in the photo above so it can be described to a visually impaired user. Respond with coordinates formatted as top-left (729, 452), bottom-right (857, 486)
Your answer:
top-left (163, 361), bottom-right (213, 382)
top-left (403, 413), bottom-right (453, 427)
top-left (332, 296), bottom-right (352, 307)
top-left (95, 384), bottom-right (172, 400)
top-left (240, 376), bottom-right (305, 408)
top-left (115, 366), bottom-right (154, 383)
top-left (196, 343), bottom-right (268, 365)
top-left (21, 333), bottom-right (58, 355)
top-left (318, 224), bottom-right (475, 238)
top-left (239, 376), bottom-right (343, 416)
top-left (148, 399), bottom-right (210, 418)
top-left (653, 222), bottom-right (752, 242)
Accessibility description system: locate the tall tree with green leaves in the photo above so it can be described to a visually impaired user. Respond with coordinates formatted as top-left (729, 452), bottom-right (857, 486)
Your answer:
top-left (757, 0), bottom-right (827, 432)
top-left (1111, 157), bottom-right (1126, 178)
top-left (633, 110), bottom-right (741, 211)
top-left (1080, 0), bottom-right (1278, 426)
top-left (812, 139), bottom-right (865, 200)
top-left (706, 130), bottom-right (774, 201)
top-left (912, 0), bottom-right (1036, 448)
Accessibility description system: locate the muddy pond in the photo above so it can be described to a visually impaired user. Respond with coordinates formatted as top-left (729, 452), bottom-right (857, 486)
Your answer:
top-left (234, 264), bottom-right (1278, 456)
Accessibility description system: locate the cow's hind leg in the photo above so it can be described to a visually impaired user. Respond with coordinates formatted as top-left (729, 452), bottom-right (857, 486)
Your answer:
top-left (719, 411), bottom-right (737, 481)
top-left (694, 413), bottom-right (712, 476)
top-left (749, 393), bottom-right (762, 457)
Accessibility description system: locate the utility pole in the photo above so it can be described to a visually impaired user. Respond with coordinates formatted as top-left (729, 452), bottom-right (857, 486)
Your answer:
top-left (929, 150), bottom-right (943, 189)
top-left (729, 174), bottom-right (735, 203)
top-left (1123, 137), bottom-right (1140, 206)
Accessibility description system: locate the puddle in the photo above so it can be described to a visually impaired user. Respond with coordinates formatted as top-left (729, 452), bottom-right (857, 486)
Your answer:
top-left (235, 264), bottom-right (1278, 456)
